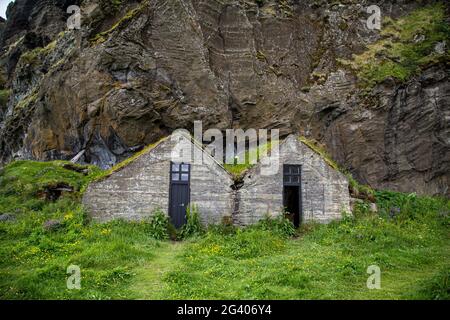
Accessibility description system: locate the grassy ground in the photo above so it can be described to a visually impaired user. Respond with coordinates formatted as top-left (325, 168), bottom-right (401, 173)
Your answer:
top-left (158, 213), bottom-right (449, 299)
top-left (130, 242), bottom-right (185, 299)
top-left (0, 160), bottom-right (449, 299)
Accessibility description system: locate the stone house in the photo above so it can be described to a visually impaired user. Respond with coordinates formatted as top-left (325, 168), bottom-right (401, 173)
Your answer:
top-left (83, 132), bottom-right (350, 227)
top-left (237, 135), bottom-right (350, 226)
top-left (82, 131), bottom-right (235, 227)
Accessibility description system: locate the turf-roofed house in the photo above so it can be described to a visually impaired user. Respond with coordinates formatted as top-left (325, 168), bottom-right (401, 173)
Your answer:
top-left (82, 132), bottom-right (350, 228)
top-left (82, 131), bottom-right (235, 227)
top-left (237, 135), bottom-right (350, 227)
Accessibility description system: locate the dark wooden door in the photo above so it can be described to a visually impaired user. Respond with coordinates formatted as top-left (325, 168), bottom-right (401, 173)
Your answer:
top-left (169, 162), bottom-right (190, 228)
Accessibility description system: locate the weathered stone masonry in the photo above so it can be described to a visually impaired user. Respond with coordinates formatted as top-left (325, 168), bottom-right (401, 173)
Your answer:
top-left (83, 133), bottom-right (235, 224)
top-left (237, 135), bottom-right (350, 225)
top-left (83, 133), bottom-right (350, 225)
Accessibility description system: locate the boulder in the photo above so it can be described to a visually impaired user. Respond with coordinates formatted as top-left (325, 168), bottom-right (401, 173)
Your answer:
top-left (43, 219), bottom-right (63, 231)
top-left (0, 213), bottom-right (15, 222)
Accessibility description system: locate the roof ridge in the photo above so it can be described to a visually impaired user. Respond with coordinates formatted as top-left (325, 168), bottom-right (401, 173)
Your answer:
top-left (92, 136), bottom-right (170, 182)
top-left (93, 131), bottom-right (235, 181)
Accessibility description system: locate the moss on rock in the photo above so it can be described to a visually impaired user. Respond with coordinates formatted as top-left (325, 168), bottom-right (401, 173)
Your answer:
top-left (343, 3), bottom-right (449, 87)
top-left (0, 89), bottom-right (10, 107)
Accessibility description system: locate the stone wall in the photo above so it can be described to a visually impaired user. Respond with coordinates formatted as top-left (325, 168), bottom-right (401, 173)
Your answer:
top-left (83, 133), bottom-right (349, 225)
top-left (82, 133), bottom-right (234, 224)
top-left (190, 148), bottom-right (235, 225)
top-left (237, 135), bottom-right (350, 225)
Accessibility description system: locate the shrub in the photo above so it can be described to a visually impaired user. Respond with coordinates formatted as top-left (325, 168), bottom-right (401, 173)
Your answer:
top-left (304, 191), bottom-right (450, 250)
top-left (254, 214), bottom-right (296, 238)
top-left (413, 268), bottom-right (450, 300)
top-left (167, 222), bottom-right (178, 241)
top-left (207, 216), bottom-right (237, 236)
top-left (375, 190), bottom-right (449, 224)
top-left (147, 209), bottom-right (169, 240)
top-left (179, 204), bottom-right (204, 239)
top-left (352, 200), bottom-right (373, 219)
top-left (347, 175), bottom-right (375, 201)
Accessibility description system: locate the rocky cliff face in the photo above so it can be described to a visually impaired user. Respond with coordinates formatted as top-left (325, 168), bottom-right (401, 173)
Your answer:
top-left (0, 0), bottom-right (448, 196)
top-left (308, 64), bottom-right (449, 196)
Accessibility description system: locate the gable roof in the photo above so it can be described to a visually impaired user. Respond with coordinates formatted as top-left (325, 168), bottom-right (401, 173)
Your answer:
top-left (92, 132), bottom-right (343, 183)
top-left (230, 134), bottom-right (346, 180)
top-left (93, 136), bottom-right (170, 182)
top-left (93, 130), bottom-right (234, 182)
top-left (297, 136), bottom-right (340, 171)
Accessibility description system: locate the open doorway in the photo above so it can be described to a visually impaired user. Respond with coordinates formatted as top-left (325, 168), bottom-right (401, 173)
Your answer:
top-left (283, 186), bottom-right (300, 227)
top-left (283, 164), bottom-right (302, 228)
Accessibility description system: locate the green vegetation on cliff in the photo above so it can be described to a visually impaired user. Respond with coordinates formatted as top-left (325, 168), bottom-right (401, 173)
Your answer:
top-left (91, 2), bottom-right (147, 44)
top-left (19, 40), bottom-right (57, 67)
top-left (343, 3), bottom-right (449, 87)
top-left (0, 89), bottom-right (10, 107)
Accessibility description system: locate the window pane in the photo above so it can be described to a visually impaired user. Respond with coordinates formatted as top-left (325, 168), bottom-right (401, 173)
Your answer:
top-left (172, 163), bottom-right (179, 172)
top-left (181, 164), bottom-right (190, 172)
top-left (291, 176), bottom-right (299, 183)
top-left (172, 173), bottom-right (179, 181)
top-left (181, 173), bottom-right (189, 181)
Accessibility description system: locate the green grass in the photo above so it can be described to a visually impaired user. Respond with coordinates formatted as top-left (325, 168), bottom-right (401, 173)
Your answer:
top-left (0, 160), bottom-right (102, 213)
top-left (18, 40), bottom-right (57, 67)
top-left (343, 3), bottom-right (450, 87)
top-left (0, 160), bottom-right (161, 299)
top-left (159, 194), bottom-right (449, 299)
top-left (129, 242), bottom-right (185, 299)
top-left (223, 142), bottom-right (273, 179)
top-left (0, 207), bottom-right (161, 299)
top-left (0, 160), bottom-right (449, 299)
